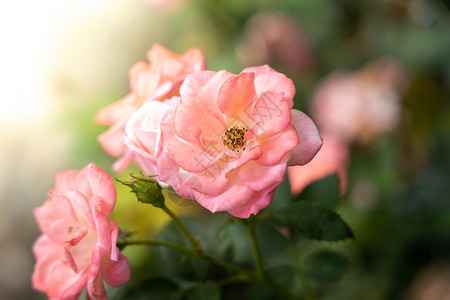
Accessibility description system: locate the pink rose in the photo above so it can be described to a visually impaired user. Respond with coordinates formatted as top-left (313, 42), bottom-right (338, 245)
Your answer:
top-left (32, 164), bottom-right (130, 300)
top-left (95, 44), bottom-right (205, 172)
top-left (152, 65), bottom-right (322, 218)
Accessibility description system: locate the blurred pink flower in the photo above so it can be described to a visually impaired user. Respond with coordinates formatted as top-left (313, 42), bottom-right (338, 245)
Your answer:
top-left (288, 58), bottom-right (407, 196)
top-left (311, 58), bottom-right (407, 145)
top-left (153, 65), bottom-right (322, 218)
top-left (32, 164), bottom-right (130, 300)
top-left (236, 12), bottom-right (315, 75)
top-left (95, 44), bottom-right (205, 172)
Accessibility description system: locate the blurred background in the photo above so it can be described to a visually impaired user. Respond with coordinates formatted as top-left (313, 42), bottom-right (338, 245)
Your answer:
top-left (0, 0), bottom-right (449, 299)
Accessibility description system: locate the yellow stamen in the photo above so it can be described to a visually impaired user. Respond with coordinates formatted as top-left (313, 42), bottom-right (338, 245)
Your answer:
top-left (222, 126), bottom-right (248, 152)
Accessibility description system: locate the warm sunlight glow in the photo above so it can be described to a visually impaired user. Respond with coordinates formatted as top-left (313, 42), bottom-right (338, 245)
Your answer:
top-left (0, 0), bottom-right (110, 126)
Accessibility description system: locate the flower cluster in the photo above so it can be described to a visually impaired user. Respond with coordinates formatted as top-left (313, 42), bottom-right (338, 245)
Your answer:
top-left (95, 44), bottom-right (205, 174)
top-left (32, 44), bottom-right (323, 299)
top-left (96, 45), bottom-right (322, 218)
top-left (32, 164), bottom-right (130, 299)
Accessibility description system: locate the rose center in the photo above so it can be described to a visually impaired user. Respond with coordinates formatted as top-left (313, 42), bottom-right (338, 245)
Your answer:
top-left (222, 126), bottom-right (248, 152)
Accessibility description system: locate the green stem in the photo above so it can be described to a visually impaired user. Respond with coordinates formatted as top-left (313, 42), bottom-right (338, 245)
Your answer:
top-left (217, 274), bottom-right (253, 286)
top-left (244, 221), bottom-right (264, 280)
top-left (160, 204), bottom-right (199, 249)
top-left (197, 252), bottom-right (255, 278)
top-left (119, 237), bottom-right (293, 297)
top-left (117, 239), bottom-right (192, 255)
top-left (119, 238), bottom-right (255, 279)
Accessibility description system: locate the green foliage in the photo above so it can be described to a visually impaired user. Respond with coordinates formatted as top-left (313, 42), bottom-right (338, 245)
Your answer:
top-left (269, 201), bottom-right (354, 242)
top-left (157, 218), bottom-right (209, 281)
top-left (265, 265), bottom-right (297, 290)
top-left (218, 219), bottom-right (253, 264)
top-left (183, 281), bottom-right (221, 300)
top-left (298, 174), bottom-right (340, 210)
top-left (255, 221), bottom-right (290, 257)
top-left (303, 249), bottom-right (349, 283)
top-left (113, 277), bottom-right (183, 300)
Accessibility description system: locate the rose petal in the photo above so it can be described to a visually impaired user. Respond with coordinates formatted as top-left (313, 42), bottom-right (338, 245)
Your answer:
top-left (217, 72), bottom-right (257, 118)
top-left (180, 70), bottom-right (216, 102)
top-left (288, 109), bottom-right (323, 166)
top-left (86, 164), bottom-right (116, 217)
top-left (95, 93), bottom-right (137, 126)
top-left (250, 91), bottom-right (291, 139)
top-left (227, 184), bottom-right (279, 218)
top-left (53, 169), bottom-right (90, 199)
top-left (34, 197), bottom-right (77, 243)
top-left (168, 136), bottom-right (222, 173)
top-left (256, 124), bottom-right (299, 166)
top-left (104, 222), bottom-right (131, 287)
top-left (239, 160), bottom-right (286, 192)
top-left (194, 175), bottom-right (254, 213)
top-left (248, 67), bottom-right (296, 108)
top-left (32, 236), bottom-right (87, 300)
top-left (174, 97), bottom-right (226, 144)
top-left (87, 245), bottom-right (107, 300)
top-left (242, 64), bottom-right (276, 75)
top-left (67, 190), bottom-right (95, 228)
top-left (112, 148), bottom-right (135, 173)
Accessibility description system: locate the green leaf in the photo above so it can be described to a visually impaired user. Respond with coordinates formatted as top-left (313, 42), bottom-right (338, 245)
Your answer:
top-left (183, 281), bottom-right (221, 300)
top-left (269, 201), bottom-right (354, 241)
top-left (303, 249), bottom-right (349, 283)
top-left (297, 174), bottom-right (340, 210)
top-left (255, 221), bottom-right (289, 257)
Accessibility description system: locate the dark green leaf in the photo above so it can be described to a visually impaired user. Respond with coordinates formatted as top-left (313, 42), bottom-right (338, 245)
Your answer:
top-left (255, 221), bottom-right (289, 257)
top-left (297, 174), bottom-right (340, 210)
top-left (270, 201), bottom-right (354, 241)
top-left (303, 249), bottom-right (349, 283)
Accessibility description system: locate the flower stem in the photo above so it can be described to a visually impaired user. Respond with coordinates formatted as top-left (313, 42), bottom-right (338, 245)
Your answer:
top-left (244, 219), bottom-right (264, 280)
top-left (118, 238), bottom-right (255, 278)
top-left (117, 239), bottom-right (192, 255)
top-left (160, 204), bottom-right (199, 249)
top-left (196, 252), bottom-right (255, 279)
